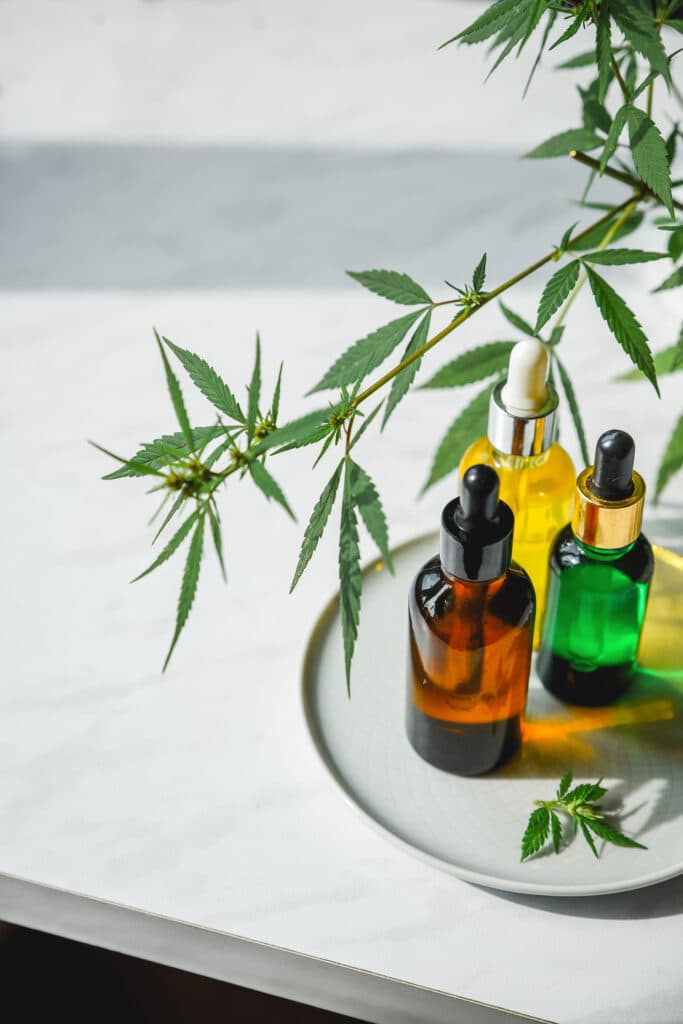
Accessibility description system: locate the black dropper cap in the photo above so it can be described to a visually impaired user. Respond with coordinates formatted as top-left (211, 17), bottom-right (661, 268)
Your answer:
top-left (440, 464), bottom-right (514, 582)
top-left (587, 429), bottom-right (635, 501)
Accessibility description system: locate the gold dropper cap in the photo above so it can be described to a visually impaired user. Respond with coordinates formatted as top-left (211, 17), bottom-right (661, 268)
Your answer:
top-left (572, 430), bottom-right (645, 550)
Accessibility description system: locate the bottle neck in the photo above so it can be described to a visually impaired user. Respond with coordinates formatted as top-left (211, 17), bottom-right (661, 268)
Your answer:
top-left (490, 445), bottom-right (551, 471)
top-left (574, 535), bottom-right (636, 561)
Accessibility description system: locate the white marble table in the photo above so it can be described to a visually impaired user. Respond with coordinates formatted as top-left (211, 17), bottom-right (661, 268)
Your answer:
top-left (2, 2), bottom-right (682, 1022)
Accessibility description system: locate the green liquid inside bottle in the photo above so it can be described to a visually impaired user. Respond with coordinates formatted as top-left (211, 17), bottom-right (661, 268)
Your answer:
top-left (538, 526), bottom-right (654, 706)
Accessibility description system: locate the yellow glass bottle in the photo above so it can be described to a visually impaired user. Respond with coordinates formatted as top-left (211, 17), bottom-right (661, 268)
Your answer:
top-left (460, 340), bottom-right (575, 646)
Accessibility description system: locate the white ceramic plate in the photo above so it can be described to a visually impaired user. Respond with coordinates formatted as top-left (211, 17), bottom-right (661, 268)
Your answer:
top-left (302, 532), bottom-right (683, 897)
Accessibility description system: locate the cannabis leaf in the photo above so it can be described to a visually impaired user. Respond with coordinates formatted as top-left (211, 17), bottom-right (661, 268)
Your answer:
top-left (247, 334), bottom-right (262, 441)
top-left (525, 128), bottom-right (602, 159)
top-left (423, 380), bottom-right (498, 491)
top-left (382, 312), bottom-right (431, 428)
top-left (554, 353), bottom-right (590, 465)
top-left (102, 426), bottom-right (224, 479)
top-left (248, 458), bottom-right (295, 519)
top-left (347, 269), bottom-right (432, 306)
top-left (653, 267), bottom-right (683, 293)
top-left (611, 0), bottom-right (671, 87)
top-left (290, 462), bottom-right (343, 592)
top-left (339, 459), bottom-right (362, 693)
top-left (472, 253), bottom-right (487, 292)
top-left (163, 512), bottom-right (205, 671)
top-left (207, 503), bottom-right (226, 582)
top-left (535, 260), bottom-right (580, 332)
top-left (442, 0), bottom-right (527, 48)
top-left (628, 108), bottom-right (674, 218)
top-left (582, 248), bottom-right (668, 266)
top-left (521, 772), bottom-right (647, 862)
top-left (155, 328), bottom-right (195, 452)
top-left (162, 337), bottom-right (245, 423)
top-left (585, 266), bottom-right (659, 395)
top-left (311, 310), bottom-right (425, 392)
top-left (254, 407), bottom-right (337, 454)
top-left (596, 0), bottom-right (611, 104)
top-left (655, 412), bottom-right (683, 501)
top-left (132, 508), bottom-right (200, 583)
top-left (499, 302), bottom-right (536, 337)
top-left (600, 104), bottom-right (629, 174)
top-left (617, 342), bottom-right (683, 380)
top-left (421, 342), bottom-right (514, 389)
top-left (348, 460), bottom-right (393, 572)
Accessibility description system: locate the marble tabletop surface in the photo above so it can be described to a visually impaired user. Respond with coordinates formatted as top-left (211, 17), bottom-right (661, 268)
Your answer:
top-left (2, 2), bottom-right (682, 1022)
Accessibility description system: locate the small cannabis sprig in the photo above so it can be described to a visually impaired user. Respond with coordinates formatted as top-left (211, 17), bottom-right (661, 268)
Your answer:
top-left (520, 771), bottom-right (647, 862)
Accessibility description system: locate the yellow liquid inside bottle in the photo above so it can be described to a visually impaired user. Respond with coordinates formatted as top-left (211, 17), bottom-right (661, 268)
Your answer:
top-left (460, 438), bottom-right (575, 646)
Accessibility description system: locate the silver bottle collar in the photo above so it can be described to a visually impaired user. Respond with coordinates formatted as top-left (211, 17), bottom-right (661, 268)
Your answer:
top-left (487, 380), bottom-right (559, 457)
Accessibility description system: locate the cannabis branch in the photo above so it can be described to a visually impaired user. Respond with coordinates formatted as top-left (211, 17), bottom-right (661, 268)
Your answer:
top-left (95, 0), bottom-right (683, 681)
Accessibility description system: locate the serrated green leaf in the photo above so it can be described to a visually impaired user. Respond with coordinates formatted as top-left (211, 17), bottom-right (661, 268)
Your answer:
top-left (557, 49), bottom-right (599, 70)
top-left (102, 426), bottom-right (224, 480)
top-left (163, 513), bottom-right (205, 671)
top-left (600, 104), bottom-right (629, 174)
top-left (565, 781), bottom-right (608, 805)
top-left (523, 6), bottom-right (557, 96)
top-left (583, 248), bottom-right (668, 266)
top-left (422, 342), bottom-right (515, 389)
top-left (596, 0), bottom-right (612, 103)
top-left (549, 11), bottom-right (585, 50)
top-left (611, 0), bottom-right (671, 87)
top-left (584, 816), bottom-right (647, 850)
top-left (484, 0), bottom-right (536, 77)
top-left (154, 329), bottom-right (194, 452)
top-left (272, 362), bottom-right (283, 422)
top-left (208, 503), bottom-right (226, 582)
top-left (551, 811), bottom-right (563, 854)
top-left (526, 128), bottom-right (603, 159)
top-left (347, 269), bottom-right (432, 306)
top-left (655, 412), bottom-right (683, 501)
top-left (249, 458), bottom-right (295, 520)
top-left (499, 302), bottom-right (536, 337)
top-left (162, 337), bottom-right (245, 423)
top-left (382, 312), bottom-right (431, 428)
top-left (585, 266), bottom-right (660, 394)
top-left (654, 266), bottom-right (683, 292)
top-left (349, 402), bottom-right (383, 451)
top-left (668, 229), bottom-right (683, 264)
top-left (580, 819), bottom-right (599, 858)
top-left (339, 461), bottom-right (362, 693)
top-left (535, 260), bottom-right (580, 332)
top-left (521, 806), bottom-right (550, 861)
top-left (618, 342), bottom-right (683, 380)
top-left (443, 0), bottom-right (528, 47)
top-left (132, 508), bottom-right (199, 582)
top-left (349, 460), bottom-right (393, 573)
top-left (290, 463), bottom-right (343, 592)
top-left (247, 334), bottom-right (262, 441)
top-left (582, 93), bottom-right (612, 135)
top-left (572, 209), bottom-right (644, 252)
top-left (472, 253), bottom-right (487, 292)
top-left (628, 107), bottom-right (674, 218)
top-left (423, 381), bottom-right (497, 491)
top-left (557, 770), bottom-right (572, 798)
top-left (253, 406), bottom-right (336, 455)
top-left (90, 441), bottom-right (166, 480)
top-left (311, 310), bottom-right (424, 392)
top-left (554, 354), bottom-right (590, 466)
top-left (153, 492), bottom-right (185, 544)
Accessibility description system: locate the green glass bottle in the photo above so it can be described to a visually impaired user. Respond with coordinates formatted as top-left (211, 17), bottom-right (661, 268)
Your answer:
top-left (538, 430), bottom-right (654, 706)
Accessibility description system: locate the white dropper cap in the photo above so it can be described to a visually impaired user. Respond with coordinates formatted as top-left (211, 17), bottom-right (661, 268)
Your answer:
top-left (501, 339), bottom-right (549, 416)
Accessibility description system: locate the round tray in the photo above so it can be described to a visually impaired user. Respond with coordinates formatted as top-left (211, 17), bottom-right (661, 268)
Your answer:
top-left (302, 533), bottom-right (683, 897)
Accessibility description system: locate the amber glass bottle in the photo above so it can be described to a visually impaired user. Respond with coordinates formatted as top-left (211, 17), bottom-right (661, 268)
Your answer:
top-left (407, 464), bottom-right (535, 775)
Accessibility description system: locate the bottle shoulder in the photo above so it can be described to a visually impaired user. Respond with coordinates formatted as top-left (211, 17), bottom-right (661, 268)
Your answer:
top-left (410, 555), bottom-right (535, 629)
top-left (550, 526), bottom-right (654, 582)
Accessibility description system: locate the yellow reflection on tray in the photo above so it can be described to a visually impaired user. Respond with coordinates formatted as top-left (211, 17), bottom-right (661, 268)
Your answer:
top-left (638, 544), bottom-right (683, 675)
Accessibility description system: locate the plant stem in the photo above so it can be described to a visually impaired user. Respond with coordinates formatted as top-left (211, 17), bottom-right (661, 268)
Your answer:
top-left (571, 150), bottom-right (683, 212)
top-left (553, 196), bottom-right (640, 329)
top-left (611, 55), bottom-right (630, 103)
top-left (352, 196), bottom-right (637, 408)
